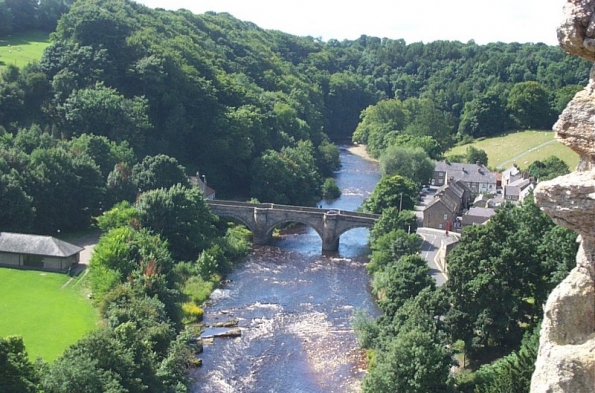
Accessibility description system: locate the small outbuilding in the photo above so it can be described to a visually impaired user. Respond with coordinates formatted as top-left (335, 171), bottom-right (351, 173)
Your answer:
top-left (0, 232), bottom-right (83, 271)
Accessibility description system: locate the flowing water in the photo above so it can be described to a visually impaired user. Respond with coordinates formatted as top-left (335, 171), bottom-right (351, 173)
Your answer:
top-left (191, 147), bottom-right (381, 393)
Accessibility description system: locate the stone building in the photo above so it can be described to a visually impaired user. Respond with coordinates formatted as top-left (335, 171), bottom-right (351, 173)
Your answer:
top-left (0, 232), bottom-right (83, 271)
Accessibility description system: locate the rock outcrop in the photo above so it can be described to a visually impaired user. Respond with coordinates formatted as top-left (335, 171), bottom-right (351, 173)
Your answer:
top-left (530, 1), bottom-right (595, 392)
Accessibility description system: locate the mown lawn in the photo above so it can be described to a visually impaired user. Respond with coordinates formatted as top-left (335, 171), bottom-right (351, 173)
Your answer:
top-left (0, 268), bottom-right (98, 362)
top-left (0, 30), bottom-right (50, 69)
top-left (447, 130), bottom-right (579, 170)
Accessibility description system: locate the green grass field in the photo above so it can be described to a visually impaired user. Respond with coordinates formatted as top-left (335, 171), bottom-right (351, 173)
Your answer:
top-left (0, 268), bottom-right (98, 362)
top-left (447, 130), bottom-right (579, 171)
top-left (0, 30), bottom-right (50, 69)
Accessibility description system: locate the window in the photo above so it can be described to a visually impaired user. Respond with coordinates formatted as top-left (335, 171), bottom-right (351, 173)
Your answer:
top-left (443, 213), bottom-right (448, 220)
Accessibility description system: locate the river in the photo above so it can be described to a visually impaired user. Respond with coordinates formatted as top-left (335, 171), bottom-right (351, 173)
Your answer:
top-left (191, 147), bottom-right (381, 393)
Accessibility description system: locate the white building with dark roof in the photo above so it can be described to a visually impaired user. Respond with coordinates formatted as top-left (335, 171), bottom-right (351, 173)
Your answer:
top-left (504, 178), bottom-right (533, 202)
top-left (0, 232), bottom-right (83, 271)
top-left (432, 161), bottom-right (497, 196)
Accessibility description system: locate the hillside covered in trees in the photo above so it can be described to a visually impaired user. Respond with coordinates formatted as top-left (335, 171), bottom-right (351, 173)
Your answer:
top-left (0, 0), bottom-right (590, 232)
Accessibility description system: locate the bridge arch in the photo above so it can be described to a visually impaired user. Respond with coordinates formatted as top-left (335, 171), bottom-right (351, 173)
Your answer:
top-left (207, 200), bottom-right (379, 252)
top-left (262, 218), bottom-right (324, 243)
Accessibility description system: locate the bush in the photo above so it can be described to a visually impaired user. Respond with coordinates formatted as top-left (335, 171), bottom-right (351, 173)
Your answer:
top-left (322, 178), bottom-right (342, 199)
top-left (182, 275), bottom-right (216, 305)
top-left (181, 302), bottom-right (204, 324)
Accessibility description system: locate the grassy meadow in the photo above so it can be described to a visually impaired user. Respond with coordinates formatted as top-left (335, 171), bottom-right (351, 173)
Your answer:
top-left (447, 130), bottom-right (579, 171)
top-left (0, 268), bottom-right (98, 361)
top-left (0, 30), bottom-right (50, 69)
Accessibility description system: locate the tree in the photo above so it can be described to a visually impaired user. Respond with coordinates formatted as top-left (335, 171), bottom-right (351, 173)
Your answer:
top-left (372, 254), bottom-right (435, 316)
top-left (458, 91), bottom-right (509, 138)
top-left (506, 82), bottom-right (555, 130)
top-left (370, 207), bottom-right (418, 242)
top-left (132, 155), bottom-right (190, 193)
top-left (362, 328), bottom-right (451, 393)
top-left (321, 178), bottom-right (341, 199)
top-left (379, 145), bottom-right (434, 185)
top-left (0, 336), bottom-right (38, 393)
top-left (352, 98), bottom-right (409, 158)
top-left (444, 199), bottom-right (574, 359)
top-left (367, 229), bottom-right (422, 274)
top-left (0, 172), bottom-right (34, 233)
top-left (527, 155), bottom-right (570, 181)
top-left (136, 184), bottom-right (218, 261)
top-left (403, 97), bottom-right (453, 149)
top-left (465, 145), bottom-right (489, 166)
top-left (250, 142), bottom-right (323, 206)
top-left (61, 82), bottom-right (151, 149)
top-left (362, 174), bottom-right (417, 214)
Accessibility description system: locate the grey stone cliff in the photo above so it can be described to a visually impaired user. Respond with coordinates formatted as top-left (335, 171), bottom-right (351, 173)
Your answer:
top-left (531, 1), bottom-right (595, 391)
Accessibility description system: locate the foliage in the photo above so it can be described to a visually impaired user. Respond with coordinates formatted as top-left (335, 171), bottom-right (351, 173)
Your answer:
top-left (379, 145), bottom-right (434, 185)
top-left (136, 184), bottom-right (218, 261)
top-left (526, 155), bottom-right (569, 181)
top-left (362, 328), bottom-right (451, 393)
top-left (321, 178), bottom-right (341, 199)
top-left (465, 146), bottom-right (489, 166)
top-left (132, 154), bottom-right (190, 193)
top-left (372, 254), bottom-right (435, 317)
top-left (367, 229), bottom-right (422, 274)
top-left (251, 141), bottom-right (323, 206)
top-left (95, 200), bottom-right (139, 232)
top-left (370, 207), bottom-right (418, 242)
top-left (506, 82), bottom-right (556, 130)
top-left (472, 325), bottom-right (540, 393)
top-left (362, 174), bottom-right (417, 214)
top-left (352, 98), bottom-right (409, 158)
top-left (444, 198), bottom-right (578, 360)
top-left (0, 336), bottom-right (38, 393)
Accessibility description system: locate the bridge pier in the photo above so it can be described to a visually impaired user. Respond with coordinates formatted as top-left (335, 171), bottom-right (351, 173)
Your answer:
top-left (252, 208), bottom-right (271, 245)
top-left (322, 214), bottom-right (340, 252)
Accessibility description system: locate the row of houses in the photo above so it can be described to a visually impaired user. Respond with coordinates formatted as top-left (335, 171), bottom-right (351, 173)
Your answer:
top-left (423, 161), bottom-right (534, 230)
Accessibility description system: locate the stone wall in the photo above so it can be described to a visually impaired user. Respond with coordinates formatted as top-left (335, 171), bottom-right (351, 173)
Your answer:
top-left (530, 1), bottom-right (595, 391)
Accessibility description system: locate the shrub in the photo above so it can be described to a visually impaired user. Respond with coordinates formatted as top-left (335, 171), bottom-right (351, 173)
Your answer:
top-left (322, 178), bottom-right (342, 199)
top-left (181, 302), bottom-right (204, 324)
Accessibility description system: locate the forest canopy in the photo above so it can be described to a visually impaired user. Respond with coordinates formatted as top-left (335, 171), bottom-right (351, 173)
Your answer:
top-left (0, 0), bottom-right (590, 203)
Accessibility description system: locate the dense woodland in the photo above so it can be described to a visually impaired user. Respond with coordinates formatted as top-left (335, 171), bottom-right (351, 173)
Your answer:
top-left (0, 0), bottom-right (591, 232)
top-left (0, 0), bottom-right (588, 392)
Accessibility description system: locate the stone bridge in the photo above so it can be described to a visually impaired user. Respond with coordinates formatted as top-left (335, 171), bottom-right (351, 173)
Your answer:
top-left (207, 200), bottom-right (380, 252)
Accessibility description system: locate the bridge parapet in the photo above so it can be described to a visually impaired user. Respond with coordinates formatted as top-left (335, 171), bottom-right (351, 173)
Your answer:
top-left (207, 200), bottom-right (379, 252)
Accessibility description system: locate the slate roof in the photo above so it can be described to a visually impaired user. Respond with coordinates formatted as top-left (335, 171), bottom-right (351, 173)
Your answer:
top-left (425, 190), bottom-right (461, 213)
top-left (502, 165), bottom-right (521, 181)
top-left (466, 207), bottom-right (496, 219)
top-left (0, 232), bottom-right (83, 257)
top-left (434, 161), bottom-right (497, 184)
top-left (506, 178), bottom-right (532, 197)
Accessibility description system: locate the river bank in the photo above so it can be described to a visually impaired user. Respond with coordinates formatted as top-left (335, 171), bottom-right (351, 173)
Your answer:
top-left (346, 144), bottom-right (377, 163)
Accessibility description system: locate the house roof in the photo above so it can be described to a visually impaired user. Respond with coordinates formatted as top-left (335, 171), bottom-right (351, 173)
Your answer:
top-left (437, 182), bottom-right (464, 200)
top-left (466, 207), bottom-right (496, 219)
top-left (505, 178), bottom-right (532, 197)
top-left (190, 175), bottom-right (216, 198)
top-left (434, 161), bottom-right (497, 184)
top-left (0, 232), bottom-right (83, 257)
top-left (502, 165), bottom-right (521, 180)
top-left (425, 190), bottom-right (461, 213)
